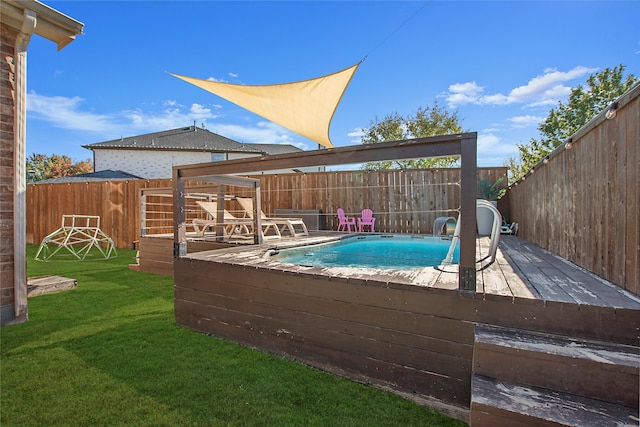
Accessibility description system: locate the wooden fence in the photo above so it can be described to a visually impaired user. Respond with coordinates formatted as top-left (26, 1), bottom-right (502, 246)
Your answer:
top-left (26, 167), bottom-right (507, 249)
top-left (507, 83), bottom-right (639, 295)
top-left (26, 179), bottom-right (172, 250)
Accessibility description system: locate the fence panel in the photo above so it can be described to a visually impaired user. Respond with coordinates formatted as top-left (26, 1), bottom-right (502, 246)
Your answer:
top-left (507, 85), bottom-right (639, 294)
top-left (27, 168), bottom-right (506, 250)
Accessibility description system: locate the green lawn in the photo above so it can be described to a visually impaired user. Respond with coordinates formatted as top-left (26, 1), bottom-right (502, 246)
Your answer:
top-left (1, 246), bottom-right (466, 426)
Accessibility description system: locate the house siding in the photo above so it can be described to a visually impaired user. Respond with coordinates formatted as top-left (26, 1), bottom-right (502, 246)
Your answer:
top-left (0, 24), bottom-right (17, 323)
top-left (92, 149), bottom-right (311, 178)
top-left (94, 149), bottom-right (258, 179)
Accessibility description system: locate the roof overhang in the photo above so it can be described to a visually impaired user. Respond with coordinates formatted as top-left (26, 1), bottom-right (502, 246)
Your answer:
top-left (1, 0), bottom-right (84, 50)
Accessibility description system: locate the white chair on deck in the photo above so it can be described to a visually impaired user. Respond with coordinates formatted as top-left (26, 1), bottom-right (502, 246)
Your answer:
top-left (442, 200), bottom-right (502, 270)
top-left (236, 198), bottom-right (308, 237)
top-left (501, 221), bottom-right (518, 235)
top-left (193, 200), bottom-right (279, 239)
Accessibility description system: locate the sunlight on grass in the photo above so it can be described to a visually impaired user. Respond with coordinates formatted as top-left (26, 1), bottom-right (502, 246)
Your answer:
top-left (1, 246), bottom-right (467, 426)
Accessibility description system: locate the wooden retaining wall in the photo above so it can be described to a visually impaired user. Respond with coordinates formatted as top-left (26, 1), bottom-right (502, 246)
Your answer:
top-left (136, 236), bottom-right (228, 277)
top-left (174, 256), bottom-right (638, 419)
top-left (27, 168), bottom-right (506, 249)
top-left (507, 84), bottom-right (639, 295)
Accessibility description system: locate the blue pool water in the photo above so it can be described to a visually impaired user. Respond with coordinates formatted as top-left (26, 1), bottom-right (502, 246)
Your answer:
top-left (272, 235), bottom-right (459, 269)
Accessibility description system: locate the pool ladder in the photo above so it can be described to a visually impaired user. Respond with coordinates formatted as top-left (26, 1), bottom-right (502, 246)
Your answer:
top-left (442, 200), bottom-right (502, 271)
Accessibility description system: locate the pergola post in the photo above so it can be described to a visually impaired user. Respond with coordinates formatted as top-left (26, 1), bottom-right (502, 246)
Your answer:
top-left (173, 172), bottom-right (187, 258)
top-left (459, 136), bottom-right (477, 291)
top-left (216, 185), bottom-right (226, 242)
top-left (253, 183), bottom-right (262, 244)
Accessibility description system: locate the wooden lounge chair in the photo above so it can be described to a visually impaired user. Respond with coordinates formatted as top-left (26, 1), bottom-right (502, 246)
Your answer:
top-left (337, 208), bottom-right (356, 233)
top-left (236, 198), bottom-right (309, 237)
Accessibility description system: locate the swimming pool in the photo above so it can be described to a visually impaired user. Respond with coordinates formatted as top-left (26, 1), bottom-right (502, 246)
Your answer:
top-left (271, 234), bottom-right (459, 269)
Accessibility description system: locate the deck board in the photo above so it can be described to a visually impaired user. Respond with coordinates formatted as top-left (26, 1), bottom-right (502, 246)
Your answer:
top-left (167, 231), bottom-right (640, 310)
top-left (528, 245), bottom-right (640, 309)
top-left (498, 236), bottom-right (640, 309)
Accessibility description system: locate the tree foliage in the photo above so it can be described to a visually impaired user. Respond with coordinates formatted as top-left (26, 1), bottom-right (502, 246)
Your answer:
top-left (26, 153), bottom-right (93, 182)
top-left (511, 65), bottom-right (638, 181)
top-left (361, 102), bottom-right (465, 170)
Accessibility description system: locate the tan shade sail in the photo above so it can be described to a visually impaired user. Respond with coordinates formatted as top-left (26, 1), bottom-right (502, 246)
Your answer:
top-left (170, 63), bottom-right (359, 148)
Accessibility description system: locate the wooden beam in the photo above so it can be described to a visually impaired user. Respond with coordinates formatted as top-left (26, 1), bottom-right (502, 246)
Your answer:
top-left (196, 175), bottom-right (260, 188)
top-left (176, 134), bottom-right (471, 179)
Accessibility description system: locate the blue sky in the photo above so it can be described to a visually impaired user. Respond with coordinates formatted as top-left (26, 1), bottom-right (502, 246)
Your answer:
top-left (27, 1), bottom-right (640, 167)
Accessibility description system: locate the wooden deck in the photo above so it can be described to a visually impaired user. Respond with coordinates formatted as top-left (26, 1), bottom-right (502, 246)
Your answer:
top-left (179, 232), bottom-right (640, 310)
top-left (174, 231), bottom-right (639, 423)
top-left (490, 236), bottom-right (640, 309)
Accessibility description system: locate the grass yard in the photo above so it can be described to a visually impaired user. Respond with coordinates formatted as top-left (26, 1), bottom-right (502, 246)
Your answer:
top-left (1, 245), bottom-right (466, 426)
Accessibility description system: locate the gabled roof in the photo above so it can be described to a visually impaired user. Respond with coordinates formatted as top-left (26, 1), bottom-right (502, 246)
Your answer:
top-left (249, 143), bottom-right (304, 155)
top-left (34, 170), bottom-right (143, 184)
top-left (82, 125), bottom-right (302, 155)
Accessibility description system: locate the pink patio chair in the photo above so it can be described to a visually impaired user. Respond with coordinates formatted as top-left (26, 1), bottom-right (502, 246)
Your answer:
top-left (357, 209), bottom-right (376, 232)
top-left (337, 208), bottom-right (356, 233)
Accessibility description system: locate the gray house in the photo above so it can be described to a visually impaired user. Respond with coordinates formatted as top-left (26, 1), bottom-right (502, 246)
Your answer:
top-left (82, 125), bottom-right (316, 179)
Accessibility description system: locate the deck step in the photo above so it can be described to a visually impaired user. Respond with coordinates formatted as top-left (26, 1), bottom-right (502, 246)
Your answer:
top-left (470, 375), bottom-right (638, 427)
top-left (473, 324), bottom-right (639, 408)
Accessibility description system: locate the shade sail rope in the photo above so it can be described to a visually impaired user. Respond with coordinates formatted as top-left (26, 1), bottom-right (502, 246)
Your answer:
top-left (361, 1), bottom-right (433, 61)
top-left (169, 63), bottom-right (359, 149)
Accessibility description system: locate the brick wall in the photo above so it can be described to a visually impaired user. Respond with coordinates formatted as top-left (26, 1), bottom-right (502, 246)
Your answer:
top-left (0, 23), bottom-right (17, 323)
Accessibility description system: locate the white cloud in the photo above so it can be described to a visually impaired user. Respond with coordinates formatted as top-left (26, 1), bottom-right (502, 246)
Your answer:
top-left (207, 72), bottom-right (240, 83)
top-left (507, 115), bottom-right (545, 128)
top-left (445, 81), bottom-right (485, 106)
top-left (189, 103), bottom-right (214, 119)
top-left (449, 81), bottom-right (484, 96)
top-left (207, 76), bottom-right (228, 83)
top-left (445, 66), bottom-right (598, 108)
top-left (26, 92), bottom-right (320, 150)
top-left (347, 127), bottom-right (364, 143)
top-left (27, 92), bottom-right (220, 139)
top-left (208, 121), bottom-right (311, 149)
top-left (477, 132), bottom-right (520, 167)
top-left (27, 93), bottom-right (114, 132)
top-left (482, 127), bottom-right (500, 133)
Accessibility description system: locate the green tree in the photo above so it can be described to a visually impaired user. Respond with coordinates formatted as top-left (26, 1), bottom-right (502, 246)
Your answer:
top-left (505, 156), bottom-right (527, 185)
top-left (361, 101), bottom-right (465, 170)
top-left (26, 153), bottom-right (93, 182)
top-left (511, 65), bottom-right (638, 181)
